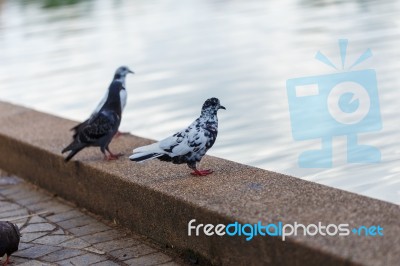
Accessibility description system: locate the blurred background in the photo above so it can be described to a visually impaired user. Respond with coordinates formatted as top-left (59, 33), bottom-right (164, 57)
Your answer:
top-left (0, 0), bottom-right (399, 204)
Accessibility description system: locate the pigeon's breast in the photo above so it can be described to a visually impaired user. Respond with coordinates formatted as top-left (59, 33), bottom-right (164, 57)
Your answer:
top-left (120, 89), bottom-right (127, 111)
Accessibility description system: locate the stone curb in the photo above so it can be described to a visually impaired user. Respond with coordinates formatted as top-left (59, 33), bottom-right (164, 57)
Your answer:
top-left (0, 101), bottom-right (398, 266)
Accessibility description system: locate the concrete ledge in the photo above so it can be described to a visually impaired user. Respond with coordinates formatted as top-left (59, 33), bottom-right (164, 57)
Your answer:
top-left (0, 101), bottom-right (398, 266)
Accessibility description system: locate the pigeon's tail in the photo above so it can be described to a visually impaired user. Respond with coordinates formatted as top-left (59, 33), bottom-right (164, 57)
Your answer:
top-left (64, 147), bottom-right (85, 162)
top-left (129, 152), bottom-right (163, 162)
top-left (129, 143), bottom-right (164, 163)
top-left (70, 119), bottom-right (89, 139)
top-left (62, 142), bottom-right (86, 162)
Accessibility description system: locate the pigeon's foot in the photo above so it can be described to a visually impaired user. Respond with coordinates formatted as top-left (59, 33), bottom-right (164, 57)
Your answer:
top-left (191, 169), bottom-right (214, 176)
top-left (104, 153), bottom-right (124, 161)
top-left (104, 155), bottom-right (117, 161)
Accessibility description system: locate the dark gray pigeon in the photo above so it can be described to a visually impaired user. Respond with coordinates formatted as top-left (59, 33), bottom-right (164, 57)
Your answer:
top-left (0, 221), bottom-right (20, 266)
top-left (71, 66), bottom-right (134, 139)
top-left (129, 98), bottom-right (226, 176)
top-left (62, 78), bottom-right (124, 161)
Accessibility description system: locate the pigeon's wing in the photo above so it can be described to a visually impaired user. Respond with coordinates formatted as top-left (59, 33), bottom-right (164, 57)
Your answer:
top-left (92, 89), bottom-right (109, 116)
top-left (158, 121), bottom-right (208, 156)
top-left (78, 110), bottom-right (119, 144)
top-left (71, 119), bottom-right (89, 139)
top-left (71, 88), bottom-right (109, 137)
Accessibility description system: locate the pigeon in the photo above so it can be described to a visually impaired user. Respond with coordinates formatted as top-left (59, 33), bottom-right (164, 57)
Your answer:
top-left (0, 221), bottom-right (20, 266)
top-left (129, 97), bottom-right (226, 176)
top-left (62, 77), bottom-right (124, 161)
top-left (71, 66), bottom-right (134, 139)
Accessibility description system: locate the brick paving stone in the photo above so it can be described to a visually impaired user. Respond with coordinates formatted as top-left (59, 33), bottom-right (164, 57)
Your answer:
top-left (0, 173), bottom-right (183, 266)
top-left (21, 223), bottom-right (56, 233)
top-left (39, 248), bottom-right (86, 263)
top-left (16, 195), bottom-right (52, 207)
top-left (91, 260), bottom-right (121, 266)
top-left (0, 207), bottom-right (28, 219)
top-left (18, 243), bottom-right (35, 251)
top-left (125, 252), bottom-right (173, 266)
top-left (57, 238), bottom-right (91, 249)
top-left (52, 228), bottom-right (66, 235)
top-left (0, 201), bottom-right (21, 213)
top-left (9, 257), bottom-right (31, 265)
top-left (33, 235), bottom-right (75, 245)
top-left (109, 244), bottom-right (158, 261)
top-left (15, 245), bottom-right (62, 259)
top-left (80, 229), bottom-right (123, 244)
top-left (60, 253), bottom-right (106, 265)
top-left (21, 232), bottom-right (49, 242)
top-left (18, 260), bottom-right (55, 266)
top-left (92, 238), bottom-right (141, 252)
top-left (46, 210), bottom-right (84, 223)
top-left (27, 201), bottom-right (72, 214)
top-left (29, 216), bottom-right (49, 224)
top-left (67, 223), bottom-right (111, 236)
top-left (14, 191), bottom-right (53, 206)
top-left (0, 185), bottom-right (23, 196)
top-left (57, 215), bottom-right (98, 229)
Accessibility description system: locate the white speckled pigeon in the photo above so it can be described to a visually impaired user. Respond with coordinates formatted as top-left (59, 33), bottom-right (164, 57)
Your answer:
top-left (0, 221), bottom-right (20, 266)
top-left (71, 66), bottom-right (134, 139)
top-left (62, 78), bottom-right (124, 161)
top-left (129, 98), bottom-right (226, 176)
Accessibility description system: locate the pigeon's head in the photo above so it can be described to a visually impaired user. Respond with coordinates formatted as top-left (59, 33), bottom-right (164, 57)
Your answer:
top-left (114, 66), bottom-right (134, 79)
top-left (201, 97), bottom-right (226, 115)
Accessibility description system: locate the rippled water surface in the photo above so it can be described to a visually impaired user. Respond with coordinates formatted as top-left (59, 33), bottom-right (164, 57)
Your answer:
top-left (0, 0), bottom-right (399, 204)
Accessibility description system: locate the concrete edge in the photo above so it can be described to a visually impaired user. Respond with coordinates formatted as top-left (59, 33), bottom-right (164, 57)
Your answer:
top-left (0, 101), bottom-right (398, 266)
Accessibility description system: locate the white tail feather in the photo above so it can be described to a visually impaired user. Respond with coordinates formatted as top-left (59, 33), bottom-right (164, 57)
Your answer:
top-left (130, 142), bottom-right (165, 163)
top-left (132, 142), bottom-right (162, 154)
top-left (129, 152), bottom-right (163, 163)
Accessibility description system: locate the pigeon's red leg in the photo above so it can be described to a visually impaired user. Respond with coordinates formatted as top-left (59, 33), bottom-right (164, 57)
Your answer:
top-left (104, 147), bottom-right (123, 160)
top-left (190, 169), bottom-right (214, 176)
top-left (200, 169), bottom-right (214, 175)
top-left (104, 154), bottom-right (117, 161)
top-left (3, 255), bottom-right (10, 266)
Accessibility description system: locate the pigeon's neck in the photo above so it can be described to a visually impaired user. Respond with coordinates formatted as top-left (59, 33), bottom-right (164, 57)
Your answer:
top-left (104, 86), bottom-right (122, 115)
top-left (200, 109), bottom-right (218, 124)
top-left (201, 107), bottom-right (218, 117)
top-left (113, 74), bottom-right (126, 87)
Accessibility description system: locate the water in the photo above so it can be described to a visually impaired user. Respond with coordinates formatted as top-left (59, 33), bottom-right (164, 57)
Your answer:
top-left (0, 0), bottom-right (399, 204)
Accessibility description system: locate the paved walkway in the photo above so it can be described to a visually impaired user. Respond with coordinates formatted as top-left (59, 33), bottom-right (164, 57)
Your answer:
top-left (0, 171), bottom-right (184, 266)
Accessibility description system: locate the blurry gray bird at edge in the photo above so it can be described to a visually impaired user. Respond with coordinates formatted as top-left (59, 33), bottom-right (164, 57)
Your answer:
top-left (0, 221), bottom-right (20, 266)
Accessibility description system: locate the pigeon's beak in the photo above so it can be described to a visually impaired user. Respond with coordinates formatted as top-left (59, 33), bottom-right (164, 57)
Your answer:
top-left (219, 105), bottom-right (226, 110)
top-left (128, 69), bottom-right (135, 74)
